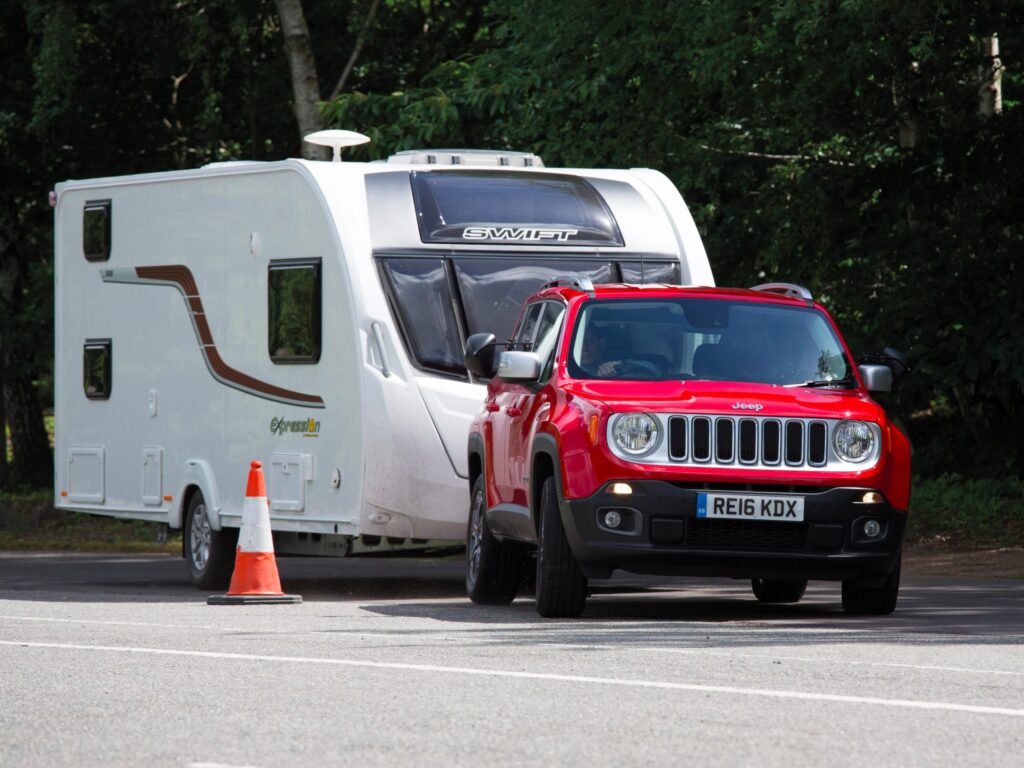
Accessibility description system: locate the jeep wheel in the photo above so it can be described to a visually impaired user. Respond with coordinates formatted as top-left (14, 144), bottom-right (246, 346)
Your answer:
top-left (466, 476), bottom-right (523, 604)
top-left (751, 578), bottom-right (807, 604)
top-left (535, 476), bottom-right (587, 618)
top-left (184, 490), bottom-right (237, 590)
top-left (842, 553), bottom-right (901, 615)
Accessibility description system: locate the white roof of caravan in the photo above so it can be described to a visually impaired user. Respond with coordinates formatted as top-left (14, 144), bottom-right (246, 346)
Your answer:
top-left (55, 156), bottom-right (712, 286)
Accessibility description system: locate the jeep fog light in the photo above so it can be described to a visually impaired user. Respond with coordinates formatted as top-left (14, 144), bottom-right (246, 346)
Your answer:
top-left (864, 519), bottom-right (882, 538)
top-left (612, 413), bottom-right (659, 456)
top-left (603, 510), bottom-right (623, 529)
top-left (833, 420), bottom-right (874, 463)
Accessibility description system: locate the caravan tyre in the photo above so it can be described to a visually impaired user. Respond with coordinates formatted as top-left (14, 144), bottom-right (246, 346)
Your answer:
top-left (184, 491), bottom-right (237, 590)
top-left (466, 476), bottom-right (523, 604)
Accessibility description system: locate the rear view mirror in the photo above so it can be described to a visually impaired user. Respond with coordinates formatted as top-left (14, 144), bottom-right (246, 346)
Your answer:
top-left (858, 364), bottom-right (893, 395)
top-left (464, 333), bottom-right (499, 378)
top-left (859, 347), bottom-right (910, 392)
top-left (881, 347), bottom-right (910, 386)
top-left (497, 351), bottom-right (542, 383)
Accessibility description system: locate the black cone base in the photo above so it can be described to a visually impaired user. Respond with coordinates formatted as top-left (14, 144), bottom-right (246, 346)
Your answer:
top-left (207, 594), bottom-right (302, 605)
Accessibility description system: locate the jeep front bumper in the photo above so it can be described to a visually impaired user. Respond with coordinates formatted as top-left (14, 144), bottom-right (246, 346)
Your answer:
top-left (560, 481), bottom-right (906, 582)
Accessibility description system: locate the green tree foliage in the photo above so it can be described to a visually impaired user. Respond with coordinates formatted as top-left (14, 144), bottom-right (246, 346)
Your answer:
top-left (0, 0), bottom-right (1020, 487)
top-left (0, 0), bottom-right (486, 488)
top-left (324, 0), bottom-right (1024, 476)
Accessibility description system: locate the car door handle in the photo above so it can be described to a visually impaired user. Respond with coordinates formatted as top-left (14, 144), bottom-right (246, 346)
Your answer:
top-left (505, 406), bottom-right (522, 416)
top-left (485, 402), bottom-right (501, 412)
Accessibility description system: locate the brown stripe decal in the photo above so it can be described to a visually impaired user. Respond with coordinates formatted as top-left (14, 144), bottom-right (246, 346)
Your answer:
top-left (102, 265), bottom-right (324, 408)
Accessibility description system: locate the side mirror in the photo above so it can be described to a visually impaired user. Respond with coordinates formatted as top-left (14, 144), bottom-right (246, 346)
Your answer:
top-left (858, 347), bottom-right (910, 392)
top-left (881, 347), bottom-right (910, 386)
top-left (497, 351), bottom-right (542, 383)
top-left (858, 364), bottom-right (893, 395)
top-left (464, 333), bottom-right (498, 378)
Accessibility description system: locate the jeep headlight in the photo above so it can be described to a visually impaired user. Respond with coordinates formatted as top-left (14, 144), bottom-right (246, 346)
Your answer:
top-left (833, 420), bottom-right (875, 463)
top-left (612, 413), bottom-right (659, 456)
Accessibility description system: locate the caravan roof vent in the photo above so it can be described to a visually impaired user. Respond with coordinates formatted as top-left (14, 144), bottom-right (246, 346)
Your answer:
top-left (304, 130), bottom-right (371, 162)
top-left (387, 149), bottom-right (544, 168)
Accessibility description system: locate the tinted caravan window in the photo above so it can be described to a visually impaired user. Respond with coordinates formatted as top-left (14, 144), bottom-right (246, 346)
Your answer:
top-left (619, 261), bottom-right (680, 284)
top-left (83, 200), bottom-right (111, 262)
top-left (83, 339), bottom-right (112, 399)
top-left (454, 258), bottom-right (613, 344)
top-left (268, 259), bottom-right (322, 363)
top-left (379, 258), bottom-right (465, 377)
top-left (411, 171), bottom-right (623, 246)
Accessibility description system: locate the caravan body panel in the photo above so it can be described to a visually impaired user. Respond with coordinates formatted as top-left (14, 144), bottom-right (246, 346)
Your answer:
top-left (55, 157), bottom-right (713, 544)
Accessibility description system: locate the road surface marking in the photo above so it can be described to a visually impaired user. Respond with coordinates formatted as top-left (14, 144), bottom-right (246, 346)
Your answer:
top-left (2, 639), bottom-right (1022, 718)
top-left (3, 615), bottom-right (1021, 678)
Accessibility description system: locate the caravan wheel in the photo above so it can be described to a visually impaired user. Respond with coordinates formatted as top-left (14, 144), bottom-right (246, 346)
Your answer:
top-left (184, 491), bottom-right (237, 590)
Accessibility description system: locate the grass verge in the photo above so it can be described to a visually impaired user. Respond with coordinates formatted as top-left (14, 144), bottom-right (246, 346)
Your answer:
top-left (907, 474), bottom-right (1024, 548)
top-left (0, 501), bottom-right (180, 554)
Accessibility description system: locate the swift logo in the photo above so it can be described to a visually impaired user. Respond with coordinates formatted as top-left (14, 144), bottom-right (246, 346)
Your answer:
top-left (731, 403), bottom-right (764, 411)
top-left (461, 226), bottom-right (579, 242)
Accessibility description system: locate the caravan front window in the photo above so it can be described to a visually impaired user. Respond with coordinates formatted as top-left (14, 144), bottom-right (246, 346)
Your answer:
top-left (454, 259), bottom-right (613, 345)
top-left (378, 256), bottom-right (678, 379)
top-left (379, 258), bottom-right (465, 376)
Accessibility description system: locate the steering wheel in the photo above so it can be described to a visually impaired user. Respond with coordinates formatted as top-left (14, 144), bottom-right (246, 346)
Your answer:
top-left (615, 358), bottom-right (663, 377)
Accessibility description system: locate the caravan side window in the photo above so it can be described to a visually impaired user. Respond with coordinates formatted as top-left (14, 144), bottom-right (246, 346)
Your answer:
top-left (268, 259), bottom-right (322, 364)
top-left (83, 200), bottom-right (112, 262)
top-left (83, 339), bottom-right (112, 399)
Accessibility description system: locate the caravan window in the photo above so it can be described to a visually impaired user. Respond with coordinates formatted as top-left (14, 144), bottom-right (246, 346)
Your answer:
top-left (83, 200), bottom-right (111, 262)
top-left (454, 258), bottom-right (613, 344)
top-left (619, 261), bottom-right (680, 284)
top-left (268, 259), bottom-right (322, 364)
top-left (379, 258), bottom-right (465, 377)
top-left (83, 339), bottom-right (112, 399)
top-left (411, 171), bottom-right (623, 246)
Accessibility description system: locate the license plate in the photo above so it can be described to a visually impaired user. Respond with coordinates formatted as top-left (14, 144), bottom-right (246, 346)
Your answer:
top-left (696, 493), bottom-right (804, 522)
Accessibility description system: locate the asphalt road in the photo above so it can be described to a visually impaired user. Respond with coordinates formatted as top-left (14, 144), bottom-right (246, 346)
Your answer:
top-left (1, 552), bottom-right (1022, 767)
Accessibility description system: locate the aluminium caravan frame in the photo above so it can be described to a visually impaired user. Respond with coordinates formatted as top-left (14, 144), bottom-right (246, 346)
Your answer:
top-left (54, 147), bottom-right (713, 587)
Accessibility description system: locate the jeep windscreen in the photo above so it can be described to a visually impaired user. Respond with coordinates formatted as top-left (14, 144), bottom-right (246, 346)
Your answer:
top-left (379, 256), bottom-right (679, 378)
top-left (567, 298), bottom-right (855, 386)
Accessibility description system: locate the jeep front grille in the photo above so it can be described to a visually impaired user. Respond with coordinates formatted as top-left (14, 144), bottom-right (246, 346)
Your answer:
top-left (667, 415), bottom-right (831, 471)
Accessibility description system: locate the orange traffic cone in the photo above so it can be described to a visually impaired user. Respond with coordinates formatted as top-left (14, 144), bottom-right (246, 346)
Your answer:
top-left (208, 460), bottom-right (301, 605)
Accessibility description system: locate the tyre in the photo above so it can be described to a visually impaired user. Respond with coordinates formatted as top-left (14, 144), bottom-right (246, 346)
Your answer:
top-left (465, 476), bottom-right (523, 604)
top-left (183, 490), bottom-right (237, 590)
top-left (751, 578), bottom-right (807, 604)
top-left (534, 476), bottom-right (587, 618)
top-left (842, 553), bottom-right (901, 615)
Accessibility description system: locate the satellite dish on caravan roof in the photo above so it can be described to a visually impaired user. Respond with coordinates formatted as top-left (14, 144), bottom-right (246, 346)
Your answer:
top-left (303, 130), bottom-right (371, 162)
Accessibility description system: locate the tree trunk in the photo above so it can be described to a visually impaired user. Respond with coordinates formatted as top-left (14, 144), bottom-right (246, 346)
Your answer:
top-left (3, 373), bottom-right (51, 489)
top-left (0, 363), bottom-right (8, 492)
top-left (978, 35), bottom-right (1003, 118)
top-left (274, 0), bottom-right (327, 159)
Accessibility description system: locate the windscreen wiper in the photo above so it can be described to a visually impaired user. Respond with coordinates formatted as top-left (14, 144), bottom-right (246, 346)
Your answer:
top-left (786, 376), bottom-right (857, 389)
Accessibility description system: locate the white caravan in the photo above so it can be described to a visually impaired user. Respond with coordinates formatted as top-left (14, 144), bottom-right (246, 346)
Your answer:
top-left (53, 143), bottom-right (713, 587)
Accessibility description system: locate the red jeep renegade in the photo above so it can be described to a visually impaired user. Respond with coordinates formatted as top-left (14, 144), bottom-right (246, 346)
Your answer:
top-left (464, 279), bottom-right (911, 618)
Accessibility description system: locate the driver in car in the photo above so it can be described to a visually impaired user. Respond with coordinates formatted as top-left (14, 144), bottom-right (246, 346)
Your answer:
top-left (580, 326), bottom-right (661, 378)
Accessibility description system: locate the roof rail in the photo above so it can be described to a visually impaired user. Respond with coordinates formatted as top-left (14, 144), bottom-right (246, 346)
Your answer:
top-left (751, 282), bottom-right (814, 303)
top-left (386, 148), bottom-right (544, 168)
top-left (542, 277), bottom-right (595, 297)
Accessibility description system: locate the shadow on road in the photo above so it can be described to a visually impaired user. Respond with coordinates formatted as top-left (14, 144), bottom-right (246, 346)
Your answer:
top-left (2, 552), bottom-right (1022, 644)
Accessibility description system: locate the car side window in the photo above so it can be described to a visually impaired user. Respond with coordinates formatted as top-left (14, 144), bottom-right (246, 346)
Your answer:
top-left (513, 304), bottom-right (543, 347)
top-left (533, 302), bottom-right (566, 381)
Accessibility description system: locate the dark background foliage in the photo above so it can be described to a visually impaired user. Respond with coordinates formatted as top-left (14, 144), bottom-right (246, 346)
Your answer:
top-left (1, 0), bottom-right (1020, 490)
